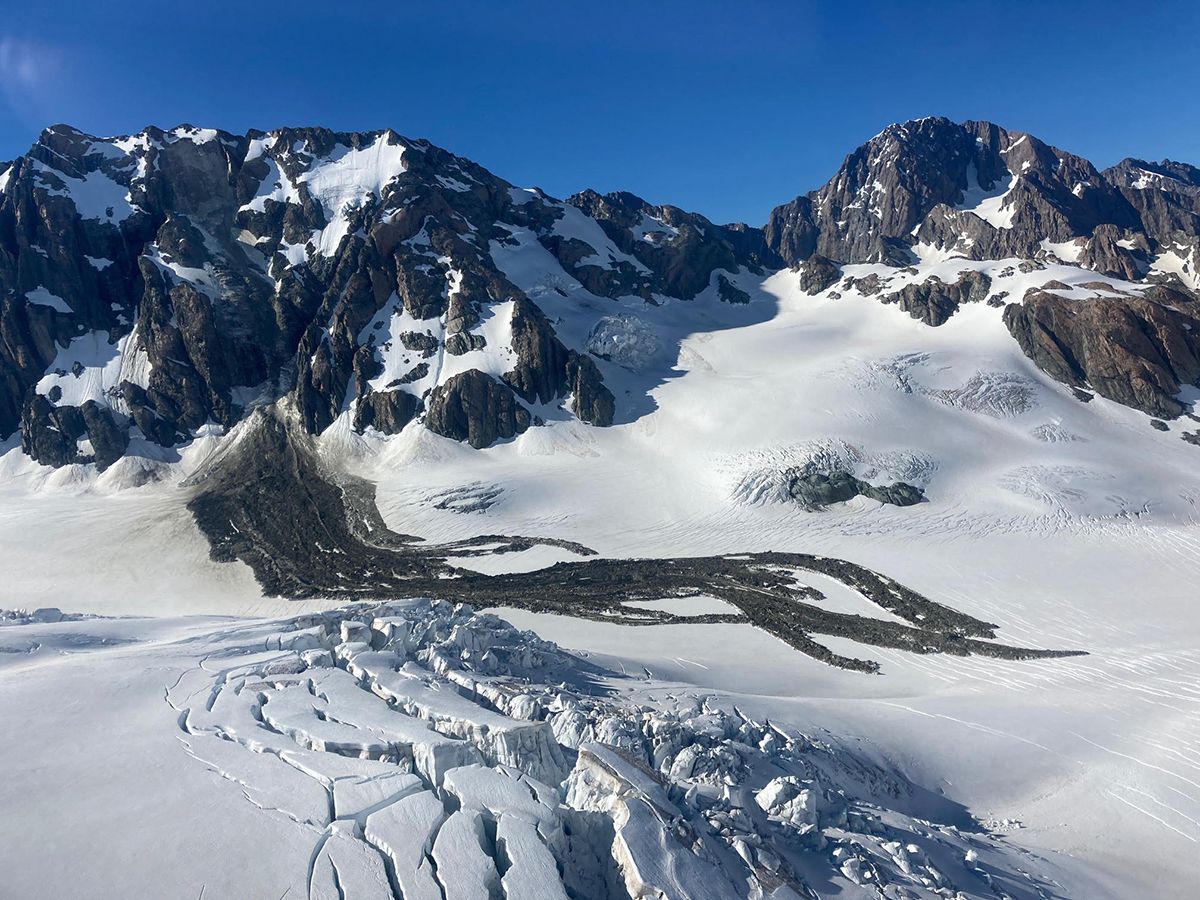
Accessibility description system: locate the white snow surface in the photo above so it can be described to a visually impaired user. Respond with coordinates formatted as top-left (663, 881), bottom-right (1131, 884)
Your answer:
top-left (3, 241), bottom-right (1200, 897)
top-left (239, 132), bottom-right (410, 260)
top-left (956, 163), bottom-right (1018, 228)
top-left (24, 286), bottom-right (72, 313)
top-left (0, 599), bottom-right (1112, 899)
top-left (300, 134), bottom-right (410, 257)
top-left (31, 157), bottom-right (137, 223)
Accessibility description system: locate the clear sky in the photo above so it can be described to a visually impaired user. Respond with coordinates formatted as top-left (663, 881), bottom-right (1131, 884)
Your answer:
top-left (2, 0), bottom-right (1197, 225)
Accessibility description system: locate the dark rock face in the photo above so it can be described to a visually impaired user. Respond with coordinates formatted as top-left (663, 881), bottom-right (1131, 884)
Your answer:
top-left (504, 298), bottom-right (573, 405)
top-left (1003, 285), bottom-right (1200, 417)
top-left (503, 297), bottom-right (615, 425)
top-left (79, 401), bottom-right (129, 469)
top-left (0, 296), bottom-right (71, 435)
top-left (20, 394), bottom-right (128, 471)
top-left (1103, 158), bottom-right (1200, 241)
top-left (797, 254), bottom-right (841, 295)
top-left (353, 389), bottom-right (420, 435)
top-left (20, 394), bottom-right (81, 468)
top-left (426, 370), bottom-right (531, 448)
top-left (399, 331), bottom-right (439, 357)
top-left (566, 353), bottom-right (615, 427)
top-left (787, 470), bottom-right (926, 510)
top-left (443, 332), bottom-right (486, 355)
top-left (566, 189), bottom-right (777, 300)
top-left (395, 362), bottom-right (428, 385)
top-left (1076, 224), bottom-right (1150, 280)
top-left (716, 273), bottom-right (750, 304)
top-left (765, 117), bottom-right (1143, 268)
top-left (5, 123), bottom-right (736, 463)
top-left (764, 196), bottom-right (818, 267)
top-left (881, 270), bottom-right (991, 326)
top-left (121, 382), bottom-right (179, 446)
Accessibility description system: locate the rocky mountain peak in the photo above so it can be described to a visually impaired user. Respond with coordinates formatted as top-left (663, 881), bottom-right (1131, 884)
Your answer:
top-left (1105, 157), bottom-right (1200, 193)
top-left (0, 122), bottom-right (774, 472)
top-left (766, 116), bottom-right (1148, 270)
top-left (3, 116), bottom-right (1200, 478)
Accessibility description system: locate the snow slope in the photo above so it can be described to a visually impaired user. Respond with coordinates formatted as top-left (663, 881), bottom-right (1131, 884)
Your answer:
top-left (0, 601), bottom-right (1113, 899)
top-left (3, 246), bottom-right (1200, 895)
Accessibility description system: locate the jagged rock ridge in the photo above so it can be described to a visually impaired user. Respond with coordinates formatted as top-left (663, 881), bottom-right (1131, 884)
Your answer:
top-left (0, 123), bottom-right (768, 469)
top-left (765, 116), bottom-right (1200, 417)
top-left (3, 115), bottom-right (1200, 475)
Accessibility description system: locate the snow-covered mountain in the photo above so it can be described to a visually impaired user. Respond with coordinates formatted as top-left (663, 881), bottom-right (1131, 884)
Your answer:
top-left (0, 122), bottom-right (776, 469)
top-left (1, 116), bottom-right (1198, 476)
top-left (3, 118), bottom-right (1200, 899)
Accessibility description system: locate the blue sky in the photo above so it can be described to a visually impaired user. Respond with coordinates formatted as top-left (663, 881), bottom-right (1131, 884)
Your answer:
top-left (1, 1), bottom-right (1197, 224)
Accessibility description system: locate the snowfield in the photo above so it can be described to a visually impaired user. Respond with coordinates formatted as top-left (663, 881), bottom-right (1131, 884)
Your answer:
top-left (3, 257), bottom-right (1200, 897)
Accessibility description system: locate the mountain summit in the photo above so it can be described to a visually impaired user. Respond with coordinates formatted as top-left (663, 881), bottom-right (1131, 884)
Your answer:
top-left (765, 116), bottom-right (1199, 277)
top-left (1, 117), bottom-right (1198, 475)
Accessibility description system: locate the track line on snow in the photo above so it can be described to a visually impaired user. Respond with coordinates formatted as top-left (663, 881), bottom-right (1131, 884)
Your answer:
top-left (1104, 791), bottom-right (1198, 843)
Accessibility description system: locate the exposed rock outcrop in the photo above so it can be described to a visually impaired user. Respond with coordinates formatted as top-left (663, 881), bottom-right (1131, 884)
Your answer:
top-left (566, 189), bottom-right (776, 300)
top-left (353, 389), bottom-right (421, 434)
top-left (797, 254), bottom-right (841, 295)
top-left (766, 117), bottom-right (1142, 268)
top-left (20, 394), bottom-right (128, 471)
top-left (787, 470), bottom-right (926, 510)
top-left (1003, 284), bottom-right (1200, 417)
top-left (881, 270), bottom-right (991, 326)
top-left (426, 370), bottom-right (531, 448)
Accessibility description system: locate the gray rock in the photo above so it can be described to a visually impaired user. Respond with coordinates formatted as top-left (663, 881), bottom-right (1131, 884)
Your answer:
top-left (881, 271), bottom-right (991, 326)
top-left (395, 362), bottom-right (429, 385)
top-left (787, 470), bottom-right (925, 510)
top-left (399, 331), bottom-right (440, 358)
top-left (79, 401), bottom-right (129, 470)
top-left (1004, 284), bottom-right (1200, 418)
top-left (716, 274), bottom-right (750, 305)
top-left (797, 254), bottom-right (840, 295)
top-left (19, 395), bottom-right (128, 471)
top-left (503, 298), bottom-right (615, 425)
top-left (566, 189), bottom-right (777, 300)
top-left (353, 389), bottom-right (420, 435)
top-left (444, 332), bottom-right (487, 355)
top-left (426, 370), bottom-right (531, 448)
top-left (566, 353), bottom-right (614, 427)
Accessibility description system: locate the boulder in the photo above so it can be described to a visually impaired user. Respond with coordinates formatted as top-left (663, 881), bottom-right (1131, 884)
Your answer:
top-left (797, 254), bottom-right (841, 295)
top-left (354, 390), bottom-right (421, 435)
